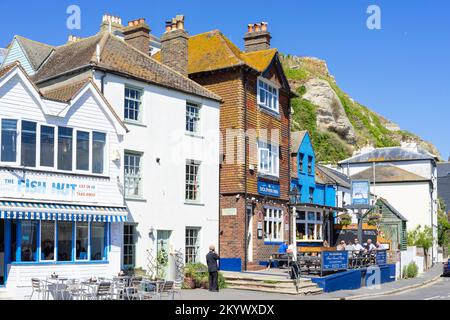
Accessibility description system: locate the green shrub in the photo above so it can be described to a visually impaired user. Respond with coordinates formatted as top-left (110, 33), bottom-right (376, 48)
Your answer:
top-left (403, 262), bottom-right (419, 279)
top-left (184, 263), bottom-right (227, 290)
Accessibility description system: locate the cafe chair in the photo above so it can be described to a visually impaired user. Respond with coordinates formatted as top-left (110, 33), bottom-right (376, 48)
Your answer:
top-left (27, 278), bottom-right (47, 300)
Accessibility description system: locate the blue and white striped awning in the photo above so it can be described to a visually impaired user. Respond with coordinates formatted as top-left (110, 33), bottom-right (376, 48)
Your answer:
top-left (0, 201), bottom-right (128, 223)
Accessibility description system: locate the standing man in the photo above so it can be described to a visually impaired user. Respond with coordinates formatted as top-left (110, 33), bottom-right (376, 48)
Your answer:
top-left (206, 245), bottom-right (220, 292)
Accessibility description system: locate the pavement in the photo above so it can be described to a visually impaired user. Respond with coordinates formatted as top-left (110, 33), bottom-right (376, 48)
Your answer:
top-left (178, 263), bottom-right (445, 300)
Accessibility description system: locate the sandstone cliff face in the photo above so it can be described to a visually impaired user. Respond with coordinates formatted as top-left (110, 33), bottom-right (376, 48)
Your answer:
top-left (281, 54), bottom-right (442, 162)
top-left (303, 79), bottom-right (356, 144)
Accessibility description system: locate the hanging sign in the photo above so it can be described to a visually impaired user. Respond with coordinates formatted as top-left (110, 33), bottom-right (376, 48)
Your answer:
top-left (351, 180), bottom-right (371, 206)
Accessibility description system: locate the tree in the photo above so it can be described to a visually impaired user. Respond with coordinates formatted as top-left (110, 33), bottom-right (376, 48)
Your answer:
top-left (438, 198), bottom-right (450, 258)
top-left (407, 225), bottom-right (434, 269)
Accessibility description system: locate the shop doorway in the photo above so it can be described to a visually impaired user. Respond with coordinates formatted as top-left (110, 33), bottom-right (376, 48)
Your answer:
top-left (246, 206), bottom-right (254, 263)
top-left (0, 220), bottom-right (4, 286)
top-left (156, 230), bottom-right (172, 279)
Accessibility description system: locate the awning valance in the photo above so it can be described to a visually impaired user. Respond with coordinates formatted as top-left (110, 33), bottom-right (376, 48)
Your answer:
top-left (0, 201), bottom-right (128, 223)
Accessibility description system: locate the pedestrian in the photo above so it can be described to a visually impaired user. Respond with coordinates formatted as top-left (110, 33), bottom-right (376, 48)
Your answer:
top-left (206, 245), bottom-right (220, 292)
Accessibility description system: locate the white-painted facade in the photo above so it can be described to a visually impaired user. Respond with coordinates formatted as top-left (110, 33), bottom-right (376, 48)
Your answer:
top-left (91, 72), bottom-right (220, 278)
top-left (0, 65), bottom-right (127, 297)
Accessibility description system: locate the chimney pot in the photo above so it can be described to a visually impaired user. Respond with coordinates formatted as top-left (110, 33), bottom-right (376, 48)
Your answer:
top-left (123, 18), bottom-right (151, 54)
top-left (248, 24), bottom-right (254, 33)
top-left (261, 22), bottom-right (268, 32)
top-left (254, 23), bottom-right (261, 32)
top-left (161, 15), bottom-right (189, 76)
top-left (165, 21), bottom-right (172, 32)
top-left (244, 21), bottom-right (272, 52)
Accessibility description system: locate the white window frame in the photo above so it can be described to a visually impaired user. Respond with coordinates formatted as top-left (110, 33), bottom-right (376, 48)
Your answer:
top-left (124, 151), bottom-right (144, 199)
top-left (257, 78), bottom-right (279, 114)
top-left (186, 102), bottom-right (202, 136)
top-left (257, 140), bottom-right (279, 177)
top-left (264, 208), bottom-right (284, 243)
top-left (124, 85), bottom-right (143, 123)
top-left (185, 160), bottom-right (201, 203)
top-left (123, 224), bottom-right (137, 269)
top-left (296, 211), bottom-right (323, 242)
top-left (185, 227), bottom-right (201, 264)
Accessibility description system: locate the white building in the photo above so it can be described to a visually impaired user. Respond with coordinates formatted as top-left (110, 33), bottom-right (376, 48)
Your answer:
top-left (338, 144), bottom-right (439, 264)
top-left (2, 16), bottom-right (222, 279)
top-left (0, 62), bottom-right (128, 296)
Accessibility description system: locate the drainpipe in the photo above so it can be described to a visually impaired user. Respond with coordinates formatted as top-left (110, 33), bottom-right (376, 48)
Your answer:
top-left (243, 70), bottom-right (249, 272)
top-left (100, 71), bottom-right (107, 94)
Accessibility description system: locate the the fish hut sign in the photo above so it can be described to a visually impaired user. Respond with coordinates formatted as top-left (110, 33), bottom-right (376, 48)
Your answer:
top-left (0, 169), bottom-right (120, 205)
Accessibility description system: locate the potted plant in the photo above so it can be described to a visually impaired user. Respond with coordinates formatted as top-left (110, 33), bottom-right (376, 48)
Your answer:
top-left (368, 212), bottom-right (382, 226)
top-left (339, 213), bottom-right (352, 226)
top-left (184, 264), bottom-right (198, 289)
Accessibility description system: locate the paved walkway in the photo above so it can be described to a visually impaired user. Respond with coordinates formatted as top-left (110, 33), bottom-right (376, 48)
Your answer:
top-left (179, 264), bottom-right (444, 300)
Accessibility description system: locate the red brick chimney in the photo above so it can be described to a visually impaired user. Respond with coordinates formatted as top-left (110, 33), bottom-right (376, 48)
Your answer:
top-left (244, 22), bottom-right (272, 52)
top-left (160, 15), bottom-right (189, 76)
top-left (122, 18), bottom-right (151, 54)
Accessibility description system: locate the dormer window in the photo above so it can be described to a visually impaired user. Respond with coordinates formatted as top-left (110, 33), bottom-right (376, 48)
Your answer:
top-left (258, 78), bottom-right (279, 114)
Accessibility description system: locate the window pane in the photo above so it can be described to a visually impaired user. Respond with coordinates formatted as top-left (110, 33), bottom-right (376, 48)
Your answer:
top-left (307, 224), bottom-right (315, 240)
top-left (21, 221), bottom-right (38, 262)
top-left (124, 87), bottom-right (142, 121)
top-left (297, 223), bottom-right (306, 241)
top-left (40, 126), bottom-right (54, 167)
top-left (1, 119), bottom-right (17, 162)
top-left (76, 131), bottom-right (90, 171)
top-left (92, 132), bottom-right (106, 174)
top-left (91, 223), bottom-right (105, 261)
top-left (125, 153), bottom-right (142, 197)
top-left (186, 162), bottom-right (200, 201)
top-left (57, 222), bottom-right (73, 261)
top-left (21, 121), bottom-right (37, 167)
top-left (41, 221), bottom-right (55, 261)
top-left (76, 222), bottom-right (88, 260)
top-left (58, 127), bottom-right (73, 171)
top-left (186, 103), bottom-right (201, 134)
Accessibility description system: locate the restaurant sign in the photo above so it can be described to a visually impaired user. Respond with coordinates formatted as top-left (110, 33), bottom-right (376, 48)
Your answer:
top-left (321, 251), bottom-right (349, 271)
top-left (258, 180), bottom-right (280, 198)
top-left (351, 180), bottom-right (371, 206)
top-left (376, 250), bottom-right (387, 266)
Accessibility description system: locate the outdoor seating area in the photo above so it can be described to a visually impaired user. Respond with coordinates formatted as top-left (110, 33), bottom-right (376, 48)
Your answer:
top-left (25, 275), bottom-right (178, 300)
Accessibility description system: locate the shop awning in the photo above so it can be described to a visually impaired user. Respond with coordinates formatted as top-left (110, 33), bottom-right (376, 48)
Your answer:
top-left (0, 201), bottom-right (128, 222)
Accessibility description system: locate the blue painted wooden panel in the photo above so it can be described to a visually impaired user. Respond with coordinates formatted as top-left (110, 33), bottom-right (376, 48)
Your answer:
top-left (219, 258), bottom-right (242, 272)
top-left (2, 40), bottom-right (34, 75)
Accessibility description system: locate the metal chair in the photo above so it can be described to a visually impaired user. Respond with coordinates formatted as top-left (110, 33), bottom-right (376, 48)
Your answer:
top-left (27, 278), bottom-right (47, 300)
top-left (157, 281), bottom-right (175, 300)
top-left (95, 282), bottom-right (113, 300)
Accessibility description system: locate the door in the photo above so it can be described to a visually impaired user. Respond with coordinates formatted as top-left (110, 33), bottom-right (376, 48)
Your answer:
top-left (156, 230), bottom-right (172, 279)
top-left (0, 220), bottom-right (4, 286)
top-left (246, 206), bottom-right (253, 263)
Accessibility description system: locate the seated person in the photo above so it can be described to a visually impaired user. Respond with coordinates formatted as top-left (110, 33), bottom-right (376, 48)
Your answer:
top-left (323, 240), bottom-right (330, 248)
top-left (345, 241), bottom-right (355, 251)
top-left (353, 239), bottom-right (364, 252)
top-left (278, 241), bottom-right (289, 254)
top-left (364, 239), bottom-right (376, 252)
top-left (337, 241), bottom-right (346, 251)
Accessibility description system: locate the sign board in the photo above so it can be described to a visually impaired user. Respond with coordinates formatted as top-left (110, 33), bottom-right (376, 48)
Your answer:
top-left (376, 250), bottom-right (387, 266)
top-left (257, 180), bottom-right (280, 198)
top-left (321, 251), bottom-right (349, 271)
top-left (222, 208), bottom-right (237, 216)
top-left (351, 180), bottom-right (370, 206)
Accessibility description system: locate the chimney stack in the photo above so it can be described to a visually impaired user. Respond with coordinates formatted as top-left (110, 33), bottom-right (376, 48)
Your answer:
top-left (160, 15), bottom-right (189, 77)
top-left (67, 35), bottom-right (81, 44)
top-left (100, 14), bottom-right (123, 33)
top-left (122, 18), bottom-right (151, 54)
top-left (244, 21), bottom-right (272, 52)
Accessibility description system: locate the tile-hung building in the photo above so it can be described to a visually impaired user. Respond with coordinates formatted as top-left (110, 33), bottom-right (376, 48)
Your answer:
top-left (338, 144), bottom-right (439, 265)
top-left (0, 62), bottom-right (128, 295)
top-left (155, 22), bottom-right (294, 271)
top-left (3, 15), bottom-right (222, 278)
top-left (290, 131), bottom-right (349, 249)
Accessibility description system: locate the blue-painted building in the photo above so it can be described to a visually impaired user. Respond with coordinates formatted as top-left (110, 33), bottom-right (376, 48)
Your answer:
top-left (290, 131), bottom-right (348, 246)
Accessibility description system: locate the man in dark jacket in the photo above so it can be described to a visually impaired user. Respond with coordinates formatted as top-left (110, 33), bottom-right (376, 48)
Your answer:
top-left (206, 245), bottom-right (220, 292)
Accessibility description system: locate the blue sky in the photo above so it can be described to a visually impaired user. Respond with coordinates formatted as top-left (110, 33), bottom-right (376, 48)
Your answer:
top-left (1, 0), bottom-right (449, 160)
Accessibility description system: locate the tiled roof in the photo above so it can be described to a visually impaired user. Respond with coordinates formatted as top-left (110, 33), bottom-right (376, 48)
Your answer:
top-left (15, 36), bottom-right (54, 70)
top-left (350, 164), bottom-right (429, 183)
top-left (316, 165), bottom-right (351, 188)
top-left (32, 32), bottom-right (221, 102)
top-left (153, 30), bottom-right (278, 75)
top-left (0, 62), bottom-right (18, 78)
top-left (40, 78), bottom-right (92, 102)
top-left (376, 198), bottom-right (408, 222)
top-left (290, 131), bottom-right (308, 154)
top-left (339, 147), bottom-right (436, 164)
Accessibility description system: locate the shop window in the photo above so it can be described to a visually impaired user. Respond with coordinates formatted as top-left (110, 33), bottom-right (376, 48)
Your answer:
top-left (264, 208), bottom-right (284, 242)
top-left (125, 152), bottom-right (143, 198)
top-left (185, 227), bottom-right (200, 264)
top-left (296, 211), bottom-right (323, 241)
top-left (21, 221), bottom-right (38, 262)
top-left (123, 224), bottom-right (136, 269)
top-left (21, 121), bottom-right (37, 167)
top-left (186, 102), bottom-right (201, 134)
top-left (76, 131), bottom-right (90, 171)
top-left (76, 222), bottom-right (89, 260)
top-left (91, 222), bottom-right (106, 261)
top-left (186, 160), bottom-right (201, 202)
top-left (124, 86), bottom-right (143, 122)
top-left (92, 132), bottom-right (106, 174)
top-left (41, 221), bottom-right (55, 261)
top-left (57, 127), bottom-right (73, 171)
top-left (57, 222), bottom-right (73, 261)
top-left (1, 119), bottom-right (17, 163)
top-left (40, 126), bottom-right (55, 167)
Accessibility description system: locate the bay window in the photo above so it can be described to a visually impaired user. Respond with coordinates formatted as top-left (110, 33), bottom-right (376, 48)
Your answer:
top-left (41, 221), bottom-right (55, 261)
top-left (296, 211), bottom-right (323, 241)
top-left (91, 222), bottom-right (106, 261)
top-left (258, 78), bottom-right (279, 114)
top-left (258, 141), bottom-right (279, 177)
top-left (76, 131), bottom-right (90, 171)
top-left (92, 132), bottom-right (106, 174)
top-left (40, 126), bottom-right (55, 167)
top-left (58, 127), bottom-right (73, 171)
top-left (1, 119), bottom-right (17, 162)
top-left (21, 121), bottom-right (37, 167)
top-left (264, 208), bottom-right (284, 242)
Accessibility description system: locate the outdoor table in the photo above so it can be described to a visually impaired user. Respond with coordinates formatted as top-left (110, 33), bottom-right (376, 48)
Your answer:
top-left (44, 277), bottom-right (70, 300)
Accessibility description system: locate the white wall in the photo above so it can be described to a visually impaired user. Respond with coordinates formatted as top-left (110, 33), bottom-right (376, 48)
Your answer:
top-left (94, 73), bottom-right (220, 276)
